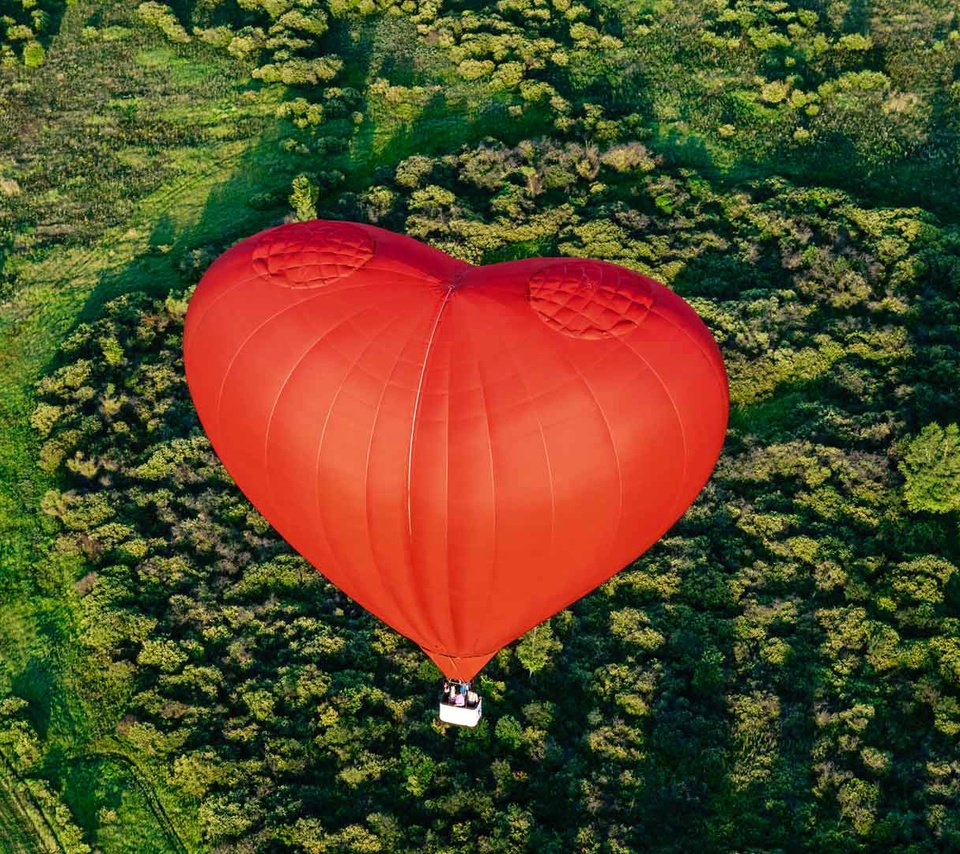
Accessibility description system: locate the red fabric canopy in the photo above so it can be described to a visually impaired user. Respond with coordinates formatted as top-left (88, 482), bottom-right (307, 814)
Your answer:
top-left (184, 220), bottom-right (729, 680)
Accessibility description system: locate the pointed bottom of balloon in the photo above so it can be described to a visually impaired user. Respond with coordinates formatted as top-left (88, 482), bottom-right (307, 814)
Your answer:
top-left (424, 648), bottom-right (497, 682)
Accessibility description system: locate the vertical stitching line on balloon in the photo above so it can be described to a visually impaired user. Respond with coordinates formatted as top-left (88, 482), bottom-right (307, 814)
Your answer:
top-left (512, 340), bottom-right (556, 601)
top-left (441, 321), bottom-right (458, 654)
top-left (462, 299), bottom-right (499, 659)
top-left (262, 306), bottom-right (422, 640)
top-left (261, 306), bottom-right (379, 500)
top-left (649, 302), bottom-right (727, 379)
top-left (504, 314), bottom-right (700, 642)
top-left (533, 321), bottom-right (624, 592)
top-left (212, 283), bottom-right (388, 439)
top-left (405, 283), bottom-right (457, 647)
top-left (472, 309), bottom-right (557, 652)
top-left (615, 329), bottom-right (689, 526)
top-left (649, 302), bottom-right (730, 446)
top-left (646, 301), bottom-right (729, 518)
top-left (359, 310), bottom-right (442, 646)
top-left (308, 316), bottom-right (418, 622)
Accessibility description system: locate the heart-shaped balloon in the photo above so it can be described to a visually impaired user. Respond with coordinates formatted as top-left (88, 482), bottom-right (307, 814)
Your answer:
top-left (183, 220), bottom-right (728, 680)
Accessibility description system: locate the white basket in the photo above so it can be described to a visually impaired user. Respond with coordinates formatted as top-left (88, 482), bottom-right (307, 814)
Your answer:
top-left (438, 698), bottom-right (482, 728)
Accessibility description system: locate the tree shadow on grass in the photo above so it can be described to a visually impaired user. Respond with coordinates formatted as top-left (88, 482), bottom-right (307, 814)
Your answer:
top-left (26, 1), bottom-right (68, 52)
top-left (10, 659), bottom-right (54, 741)
top-left (68, 34), bottom-right (562, 333)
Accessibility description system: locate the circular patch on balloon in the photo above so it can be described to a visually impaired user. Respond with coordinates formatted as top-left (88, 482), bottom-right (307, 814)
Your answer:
top-left (528, 261), bottom-right (654, 339)
top-left (251, 222), bottom-right (375, 288)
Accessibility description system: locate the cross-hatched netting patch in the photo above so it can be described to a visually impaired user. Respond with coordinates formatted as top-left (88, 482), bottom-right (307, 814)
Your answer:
top-left (252, 222), bottom-right (375, 288)
top-left (528, 260), bottom-right (654, 339)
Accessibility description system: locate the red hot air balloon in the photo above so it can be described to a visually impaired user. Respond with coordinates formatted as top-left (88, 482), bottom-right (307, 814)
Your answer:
top-left (183, 220), bottom-right (728, 691)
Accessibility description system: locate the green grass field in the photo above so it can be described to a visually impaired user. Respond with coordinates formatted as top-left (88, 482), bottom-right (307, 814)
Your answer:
top-left (0, 750), bottom-right (59, 854)
top-left (0, 4), bottom-right (285, 848)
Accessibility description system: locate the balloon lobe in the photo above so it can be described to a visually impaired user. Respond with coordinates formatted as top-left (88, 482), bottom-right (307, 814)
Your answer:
top-left (528, 260), bottom-right (654, 339)
top-left (252, 221), bottom-right (375, 288)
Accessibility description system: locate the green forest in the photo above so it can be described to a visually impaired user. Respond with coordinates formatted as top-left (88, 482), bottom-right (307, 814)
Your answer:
top-left (1, 0), bottom-right (959, 850)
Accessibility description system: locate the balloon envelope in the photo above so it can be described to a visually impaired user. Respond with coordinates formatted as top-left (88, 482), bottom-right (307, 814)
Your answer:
top-left (183, 220), bottom-right (728, 680)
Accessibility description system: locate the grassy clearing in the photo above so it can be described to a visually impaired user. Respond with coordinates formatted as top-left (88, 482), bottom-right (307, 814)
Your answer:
top-left (0, 2), bottom-right (296, 850)
top-left (0, 761), bottom-right (59, 854)
top-left (61, 752), bottom-right (188, 854)
top-left (0, 142), bottom-right (278, 852)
